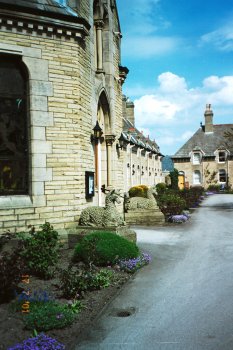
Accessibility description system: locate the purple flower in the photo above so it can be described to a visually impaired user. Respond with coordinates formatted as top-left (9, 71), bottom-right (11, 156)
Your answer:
top-left (168, 214), bottom-right (189, 223)
top-left (8, 333), bottom-right (65, 350)
top-left (118, 252), bottom-right (152, 273)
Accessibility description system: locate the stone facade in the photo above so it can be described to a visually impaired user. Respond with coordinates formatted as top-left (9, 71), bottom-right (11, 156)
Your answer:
top-left (172, 105), bottom-right (233, 189)
top-left (0, 0), bottom-right (164, 235)
top-left (121, 97), bottom-right (164, 193)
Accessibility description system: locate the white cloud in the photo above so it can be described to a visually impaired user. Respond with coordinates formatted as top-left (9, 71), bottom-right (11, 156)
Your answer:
top-left (158, 72), bottom-right (187, 93)
top-left (134, 95), bottom-right (181, 125)
top-left (200, 20), bottom-right (233, 52)
top-left (131, 71), bottom-right (233, 154)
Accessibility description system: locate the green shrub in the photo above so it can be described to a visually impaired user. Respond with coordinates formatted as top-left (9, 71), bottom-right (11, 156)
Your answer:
top-left (178, 186), bottom-right (204, 208)
top-left (23, 301), bottom-right (79, 331)
top-left (129, 185), bottom-right (148, 198)
top-left (0, 250), bottom-right (24, 303)
top-left (0, 232), bottom-right (25, 303)
top-left (207, 184), bottom-right (221, 192)
top-left (155, 182), bottom-right (167, 194)
top-left (73, 231), bottom-right (139, 266)
top-left (156, 193), bottom-right (186, 215)
top-left (169, 169), bottom-right (179, 190)
top-left (20, 223), bottom-right (59, 279)
top-left (59, 267), bottom-right (113, 299)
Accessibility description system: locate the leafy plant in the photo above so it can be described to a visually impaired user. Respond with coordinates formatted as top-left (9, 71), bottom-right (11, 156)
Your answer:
top-left (129, 185), bottom-right (148, 198)
top-left (207, 184), bottom-right (221, 192)
top-left (73, 231), bottom-right (139, 266)
top-left (169, 168), bottom-right (179, 190)
top-left (8, 333), bottom-right (65, 350)
top-left (0, 249), bottom-right (25, 303)
top-left (59, 267), bottom-right (113, 299)
top-left (155, 182), bottom-right (167, 194)
top-left (91, 269), bottom-right (113, 289)
top-left (156, 193), bottom-right (186, 215)
top-left (20, 223), bottom-right (59, 279)
top-left (23, 301), bottom-right (78, 331)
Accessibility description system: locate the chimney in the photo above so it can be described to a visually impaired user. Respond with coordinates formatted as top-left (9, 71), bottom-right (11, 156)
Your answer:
top-left (204, 104), bottom-right (213, 133)
top-left (126, 99), bottom-right (135, 126)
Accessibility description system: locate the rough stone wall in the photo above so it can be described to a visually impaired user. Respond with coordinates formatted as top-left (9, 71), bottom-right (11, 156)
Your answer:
top-left (0, 0), bottom-right (125, 234)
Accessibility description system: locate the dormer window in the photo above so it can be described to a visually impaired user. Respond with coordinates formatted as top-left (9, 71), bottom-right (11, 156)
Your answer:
top-left (218, 151), bottom-right (226, 163)
top-left (192, 152), bottom-right (201, 165)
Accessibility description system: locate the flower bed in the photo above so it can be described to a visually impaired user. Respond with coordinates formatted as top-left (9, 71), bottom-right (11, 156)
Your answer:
top-left (168, 214), bottom-right (190, 223)
top-left (8, 333), bottom-right (65, 350)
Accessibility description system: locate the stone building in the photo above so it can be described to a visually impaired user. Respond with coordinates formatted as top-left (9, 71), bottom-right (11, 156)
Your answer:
top-left (121, 96), bottom-right (164, 193)
top-left (172, 105), bottom-right (233, 189)
top-left (0, 0), bottom-right (163, 234)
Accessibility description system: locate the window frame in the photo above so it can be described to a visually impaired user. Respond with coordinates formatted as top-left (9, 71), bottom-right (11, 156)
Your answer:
top-left (218, 151), bottom-right (227, 163)
top-left (192, 152), bottom-right (201, 165)
top-left (193, 170), bottom-right (201, 185)
top-left (219, 169), bottom-right (227, 183)
top-left (0, 56), bottom-right (29, 196)
top-left (0, 43), bottom-right (53, 209)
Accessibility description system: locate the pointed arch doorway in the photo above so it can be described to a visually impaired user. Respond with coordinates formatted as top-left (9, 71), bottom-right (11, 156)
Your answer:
top-left (95, 91), bottom-right (115, 206)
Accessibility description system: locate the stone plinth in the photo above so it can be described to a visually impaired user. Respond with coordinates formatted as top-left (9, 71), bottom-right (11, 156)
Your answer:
top-left (67, 225), bottom-right (136, 249)
top-left (125, 209), bottom-right (165, 226)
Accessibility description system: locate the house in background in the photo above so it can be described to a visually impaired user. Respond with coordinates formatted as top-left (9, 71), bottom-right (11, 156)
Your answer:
top-left (172, 104), bottom-right (233, 189)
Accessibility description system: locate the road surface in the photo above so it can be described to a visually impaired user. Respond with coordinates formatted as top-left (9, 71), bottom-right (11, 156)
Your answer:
top-left (76, 194), bottom-right (233, 350)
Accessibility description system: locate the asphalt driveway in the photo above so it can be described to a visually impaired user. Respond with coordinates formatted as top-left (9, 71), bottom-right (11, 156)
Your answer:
top-left (76, 194), bottom-right (233, 350)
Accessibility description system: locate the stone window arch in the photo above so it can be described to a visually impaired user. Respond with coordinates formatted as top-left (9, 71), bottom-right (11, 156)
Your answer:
top-left (0, 56), bottom-right (29, 195)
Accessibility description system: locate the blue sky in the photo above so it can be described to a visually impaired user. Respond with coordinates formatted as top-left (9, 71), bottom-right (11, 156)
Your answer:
top-left (117, 0), bottom-right (233, 155)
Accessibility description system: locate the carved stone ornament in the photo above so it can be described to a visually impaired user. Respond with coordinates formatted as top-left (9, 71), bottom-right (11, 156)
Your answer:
top-left (79, 189), bottom-right (125, 227)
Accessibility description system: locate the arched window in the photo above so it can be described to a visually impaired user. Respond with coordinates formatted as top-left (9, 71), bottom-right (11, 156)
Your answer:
top-left (0, 56), bottom-right (28, 195)
top-left (219, 169), bottom-right (227, 183)
top-left (193, 170), bottom-right (201, 185)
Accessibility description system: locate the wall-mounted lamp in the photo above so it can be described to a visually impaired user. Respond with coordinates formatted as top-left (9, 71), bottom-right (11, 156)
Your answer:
top-left (127, 163), bottom-right (130, 168)
top-left (116, 133), bottom-right (125, 150)
top-left (91, 121), bottom-right (103, 142)
top-left (155, 172), bottom-right (157, 176)
top-left (141, 171), bottom-right (144, 176)
top-left (132, 170), bottom-right (135, 175)
top-left (149, 172), bottom-right (151, 176)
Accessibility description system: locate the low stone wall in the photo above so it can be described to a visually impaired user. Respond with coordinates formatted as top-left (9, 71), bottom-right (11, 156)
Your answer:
top-left (125, 209), bottom-right (165, 226)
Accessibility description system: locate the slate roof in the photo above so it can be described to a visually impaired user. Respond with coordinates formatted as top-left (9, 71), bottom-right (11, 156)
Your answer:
top-left (0, 0), bottom-right (79, 19)
top-left (121, 118), bottom-right (163, 156)
top-left (173, 124), bottom-right (233, 159)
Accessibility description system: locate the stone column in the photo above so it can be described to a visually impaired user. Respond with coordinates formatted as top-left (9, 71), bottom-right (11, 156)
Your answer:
top-left (105, 135), bottom-right (115, 187)
top-left (95, 20), bottom-right (104, 72)
top-left (97, 140), bottom-right (102, 206)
